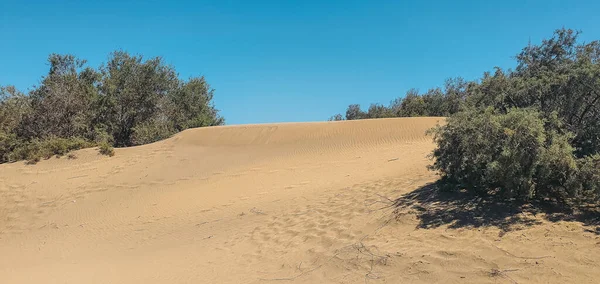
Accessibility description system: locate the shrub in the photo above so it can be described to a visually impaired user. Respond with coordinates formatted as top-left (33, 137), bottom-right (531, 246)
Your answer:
top-left (4, 136), bottom-right (92, 164)
top-left (98, 142), bottom-right (115, 157)
top-left (0, 131), bottom-right (21, 163)
top-left (429, 107), bottom-right (599, 203)
top-left (0, 50), bottom-right (224, 164)
top-left (38, 137), bottom-right (91, 157)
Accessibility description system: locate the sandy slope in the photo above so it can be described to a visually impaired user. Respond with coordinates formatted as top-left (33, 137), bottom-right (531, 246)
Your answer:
top-left (0, 117), bottom-right (598, 284)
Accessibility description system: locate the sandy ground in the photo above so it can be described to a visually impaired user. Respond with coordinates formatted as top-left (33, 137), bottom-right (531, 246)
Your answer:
top-left (0, 117), bottom-right (599, 283)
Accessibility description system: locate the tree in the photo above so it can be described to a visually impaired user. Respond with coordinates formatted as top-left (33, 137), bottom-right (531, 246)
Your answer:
top-left (328, 114), bottom-right (344, 121)
top-left (0, 86), bottom-right (30, 134)
top-left (97, 51), bottom-right (179, 146)
top-left (482, 29), bottom-right (600, 156)
top-left (0, 86), bottom-right (31, 162)
top-left (399, 89), bottom-right (427, 116)
top-left (20, 54), bottom-right (99, 140)
top-left (345, 104), bottom-right (366, 120)
top-left (0, 50), bottom-right (225, 163)
top-left (443, 77), bottom-right (470, 114)
top-left (366, 103), bottom-right (393, 118)
top-left (421, 88), bottom-right (447, 116)
top-left (168, 76), bottom-right (224, 131)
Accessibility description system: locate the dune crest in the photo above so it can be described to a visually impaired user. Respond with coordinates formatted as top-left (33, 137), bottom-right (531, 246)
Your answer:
top-left (1, 117), bottom-right (598, 284)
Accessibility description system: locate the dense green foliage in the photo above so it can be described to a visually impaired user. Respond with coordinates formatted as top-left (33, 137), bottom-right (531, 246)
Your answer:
top-left (430, 108), bottom-right (592, 201)
top-left (333, 28), bottom-right (600, 204)
top-left (0, 51), bottom-right (223, 163)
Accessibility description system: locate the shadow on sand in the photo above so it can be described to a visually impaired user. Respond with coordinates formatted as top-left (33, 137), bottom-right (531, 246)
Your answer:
top-left (393, 182), bottom-right (600, 235)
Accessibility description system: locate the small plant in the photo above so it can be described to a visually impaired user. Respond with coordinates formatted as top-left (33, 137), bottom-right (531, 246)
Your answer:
top-left (25, 155), bottom-right (41, 165)
top-left (67, 153), bottom-right (77, 159)
top-left (98, 142), bottom-right (115, 157)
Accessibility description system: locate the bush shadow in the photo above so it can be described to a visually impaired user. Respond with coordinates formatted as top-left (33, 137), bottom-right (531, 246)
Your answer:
top-left (393, 182), bottom-right (600, 234)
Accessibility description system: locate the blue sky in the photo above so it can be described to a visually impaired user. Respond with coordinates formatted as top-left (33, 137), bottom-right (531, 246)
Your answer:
top-left (1, 0), bottom-right (599, 125)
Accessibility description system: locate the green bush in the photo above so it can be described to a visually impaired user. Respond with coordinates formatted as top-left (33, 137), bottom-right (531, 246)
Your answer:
top-left (429, 108), bottom-right (599, 203)
top-left (38, 137), bottom-right (91, 157)
top-left (0, 50), bottom-right (224, 164)
top-left (570, 155), bottom-right (600, 201)
top-left (326, 28), bottom-right (600, 207)
top-left (0, 131), bottom-right (21, 163)
top-left (4, 136), bottom-right (92, 164)
top-left (98, 142), bottom-right (115, 157)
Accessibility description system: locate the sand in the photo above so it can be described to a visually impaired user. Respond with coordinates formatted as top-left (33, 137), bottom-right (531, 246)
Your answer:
top-left (0, 117), bottom-right (598, 283)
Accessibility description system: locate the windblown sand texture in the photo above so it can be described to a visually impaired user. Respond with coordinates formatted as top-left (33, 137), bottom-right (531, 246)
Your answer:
top-left (1, 117), bottom-right (598, 283)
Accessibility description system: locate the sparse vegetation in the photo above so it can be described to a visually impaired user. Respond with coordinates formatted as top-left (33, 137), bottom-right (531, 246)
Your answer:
top-left (0, 51), bottom-right (224, 164)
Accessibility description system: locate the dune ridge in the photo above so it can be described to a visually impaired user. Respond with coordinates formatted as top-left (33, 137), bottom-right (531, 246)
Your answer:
top-left (0, 117), bottom-right (598, 283)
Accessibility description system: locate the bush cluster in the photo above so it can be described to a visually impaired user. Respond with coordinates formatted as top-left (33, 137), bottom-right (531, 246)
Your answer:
top-left (333, 28), bottom-right (600, 204)
top-left (0, 51), bottom-right (223, 163)
top-left (430, 108), bottom-right (598, 202)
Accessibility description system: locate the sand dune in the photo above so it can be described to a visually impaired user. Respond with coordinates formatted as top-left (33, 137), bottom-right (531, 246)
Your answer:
top-left (0, 117), bottom-right (598, 283)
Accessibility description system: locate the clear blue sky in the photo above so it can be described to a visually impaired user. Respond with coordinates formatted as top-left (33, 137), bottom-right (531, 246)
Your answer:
top-left (1, 0), bottom-right (599, 125)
